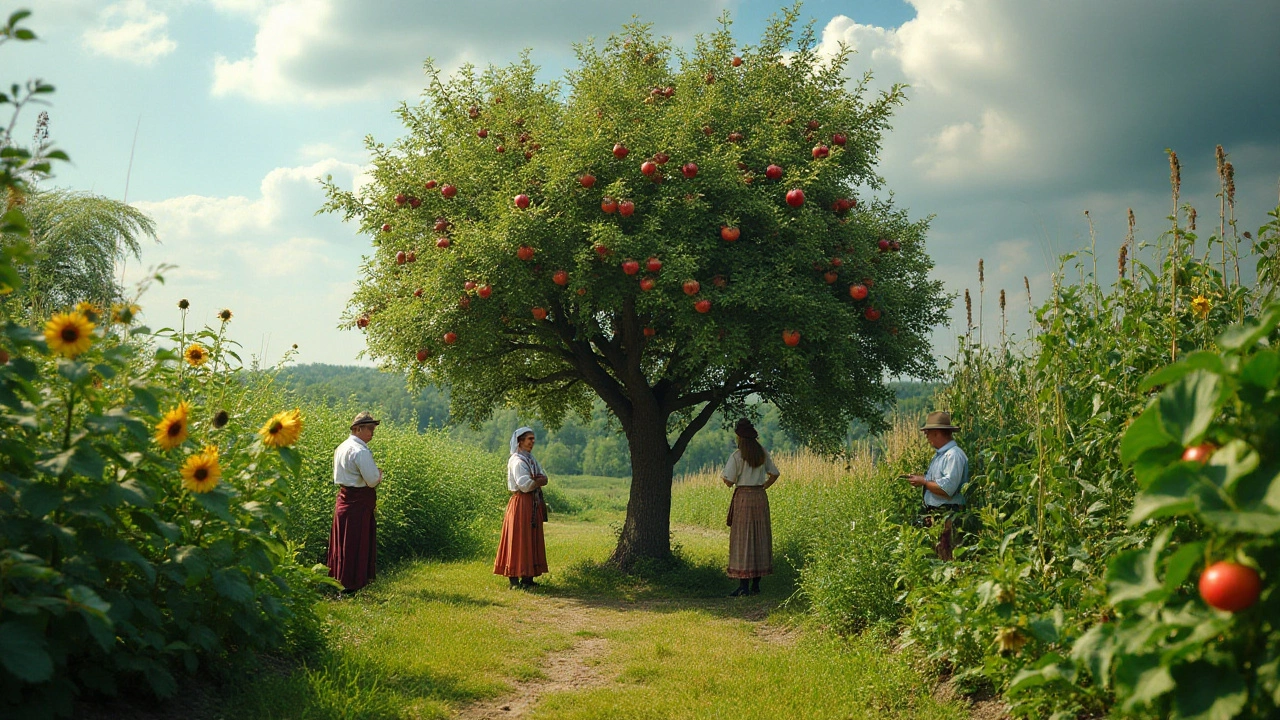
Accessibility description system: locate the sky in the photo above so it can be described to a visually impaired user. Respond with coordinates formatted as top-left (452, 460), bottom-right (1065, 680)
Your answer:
top-left (11, 0), bottom-right (1280, 367)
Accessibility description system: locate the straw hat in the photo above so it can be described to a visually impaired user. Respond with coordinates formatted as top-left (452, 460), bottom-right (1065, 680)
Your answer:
top-left (920, 411), bottom-right (959, 431)
top-left (733, 418), bottom-right (758, 439)
top-left (351, 411), bottom-right (381, 429)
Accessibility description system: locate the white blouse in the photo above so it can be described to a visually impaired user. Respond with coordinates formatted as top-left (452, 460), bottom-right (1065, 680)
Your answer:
top-left (721, 450), bottom-right (780, 487)
top-left (507, 452), bottom-right (541, 493)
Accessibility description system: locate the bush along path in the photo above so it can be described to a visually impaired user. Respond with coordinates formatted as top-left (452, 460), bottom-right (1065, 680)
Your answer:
top-left (227, 516), bottom-right (981, 720)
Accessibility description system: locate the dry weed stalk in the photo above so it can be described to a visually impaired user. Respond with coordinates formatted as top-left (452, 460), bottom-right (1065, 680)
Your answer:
top-left (999, 288), bottom-right (1007, 343)
top-left (965, 289), bottom-right (973, 338)
top-left (978, 259), bottom-right (985, 346)
top-left (1169, 149), bottom-right (1182, 362)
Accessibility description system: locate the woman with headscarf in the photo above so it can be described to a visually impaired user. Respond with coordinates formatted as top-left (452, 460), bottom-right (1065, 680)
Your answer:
top-left (722, 418), bottom-right (780, 596)
top-left (493, 426), bottom-right (549, 588)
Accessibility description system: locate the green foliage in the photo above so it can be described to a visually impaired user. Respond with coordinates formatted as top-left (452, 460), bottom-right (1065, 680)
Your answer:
top-left (277, 363), bottom-right (451, 432)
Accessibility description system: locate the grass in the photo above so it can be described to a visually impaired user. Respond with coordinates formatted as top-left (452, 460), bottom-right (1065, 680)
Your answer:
top-left (542, 474), bottom-right (631, 521)
top-left (217, 501), bottom-right (971, 720)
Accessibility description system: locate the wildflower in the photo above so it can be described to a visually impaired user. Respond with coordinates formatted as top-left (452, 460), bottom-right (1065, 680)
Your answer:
top-left (178, 298), bottom-right (190, 310)
top-left (154, 401), bottom-right (191, 450)
top-left (995, 627), bottom-right (1026, 654)
top-left (259, 408), bottom-right (303, 448)
top-left (1191, 295), bottom-right (1211, 319)
top-left (218, 308), bottom-right (233, 323)
top-left (184, 343), bottom-right (209, 367)
top-left (111, 303), bottom-right (141, 324)
top-left (212, 410), bottom-right (229, 428)
top-left (74, 301), bottom-right (103, 324)
top-left (44, 312), bottom-right (95, 358)
top-left (180, 445), bottom-right (221, 493)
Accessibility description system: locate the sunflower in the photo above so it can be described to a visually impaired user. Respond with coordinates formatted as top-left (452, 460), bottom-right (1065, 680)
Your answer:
top-left (178, 298), bottom-right (190, 310)
top-left (74, 301), bottom-right (103, 323)
top-left (184, 343), bottom-right (209, 367)
top-left (218, 308), bottom-right (233, 323)
top-left (154, 401), bottom-right (191, 450)
top-left (44, 312), bottom-right (95, 358)
top-left (111, 302), bottom-right (141, 324)
top-left (212, 410), bottom-right (229, 428)
top-left (180, 445), bottom-right (221, 493)
top-left (259, 408), bottom-right (303, 448)
top-left (1191, 295), bottom-right (1211, 319)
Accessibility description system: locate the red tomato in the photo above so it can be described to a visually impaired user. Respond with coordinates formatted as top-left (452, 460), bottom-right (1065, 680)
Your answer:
top-left (1182, 442), bottom-right (1216, 464)
top-left (1199, 561), bottom-right (1261, 612)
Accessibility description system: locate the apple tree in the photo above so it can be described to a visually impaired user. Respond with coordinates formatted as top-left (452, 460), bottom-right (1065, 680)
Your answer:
top-left (321, 11), bottom-right (948, 567)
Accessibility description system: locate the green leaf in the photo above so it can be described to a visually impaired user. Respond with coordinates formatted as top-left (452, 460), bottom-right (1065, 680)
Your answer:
top-left (1157, 370), bottom-right (1221, 446)
top-left (1142, 351), bottom-right (1226, 390)
top-left (1171, 661), bottom-right (1247, 720)
top-left (0, 620), bottom-right (53, 682)
top-left (1107, 529), bottom-right (1170, 606)
top-left (1116, 653), bottom-right (1175, 711)
top-left (68, 443), bottom-right (105, 479)
top-left (57, 360), bottom-right (92, 386)
top-left (1071, 623), bottom-right (1117, 688)
top-left (212, 569), bottom-right (255, 606)
top-left (1008, 652), bottom-right (1074, 693)
top-left (1027, 616), bottom-right (1059, 643)
top-left (1202, 440), bottom-right (1260, 493)
top-left (1163, 542), bottom-right (1204, 591)
top-left (193, 489), bottom-right (232, 521)
top-left (1130, 465), bottom-right (1198, 524)
top-left (276, 446), bottom-right (301, 474)
top-left (18, 482), bottom-right (62, 518)
top-left (1199, 509), bottom-right (1280, 535)
top-left (1218, 305), bottom-right (1280, 351)
top-left (1239, 349), bottom-right (1280, 389)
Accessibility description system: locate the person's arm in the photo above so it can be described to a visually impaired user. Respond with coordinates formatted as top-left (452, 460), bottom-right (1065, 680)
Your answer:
top-left (721, 453), bottom-right (739, 487)
top-left (904, 454), bottom-right (958, 499)
top-left (762, 454), bottom-right (780, 489)
top-left (512, 458), bottom-right (537, 493)
top-left (355, 447), bottom-right (383, 488)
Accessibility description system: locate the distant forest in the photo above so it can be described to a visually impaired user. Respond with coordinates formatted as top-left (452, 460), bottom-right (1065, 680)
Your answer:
top-left (277, 364), bottom-right (941, 477)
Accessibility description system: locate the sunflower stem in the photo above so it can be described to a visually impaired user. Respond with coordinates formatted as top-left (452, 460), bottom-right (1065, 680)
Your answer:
top-left (62, 385), bottom-right (75, 451)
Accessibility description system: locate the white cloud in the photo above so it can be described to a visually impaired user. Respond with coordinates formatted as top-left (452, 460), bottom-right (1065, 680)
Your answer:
top-left (82, 0), bottom-right (177, 65)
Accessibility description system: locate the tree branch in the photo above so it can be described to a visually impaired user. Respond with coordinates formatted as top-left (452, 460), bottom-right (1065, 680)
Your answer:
top-left (669, 397), bottom-right (723, 466)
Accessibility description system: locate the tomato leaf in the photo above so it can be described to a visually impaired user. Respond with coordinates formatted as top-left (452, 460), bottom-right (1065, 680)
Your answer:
top-left (0, 620), bottom-right (53, 682)
top-left (1156, 370), bottom-right (1222, 447)
top-left (1129, 465), bottom-right (1198, 524)
top-left (1171, 661), bottom-right (1247, 720)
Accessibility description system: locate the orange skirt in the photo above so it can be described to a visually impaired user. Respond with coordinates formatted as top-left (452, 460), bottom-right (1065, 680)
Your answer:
top-left (493, 491), bottom-right (548, 578)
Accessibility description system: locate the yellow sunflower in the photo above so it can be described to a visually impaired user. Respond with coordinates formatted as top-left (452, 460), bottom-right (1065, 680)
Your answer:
top-left (258, 408), bottom-right (303, 448)
top-left (44, 312), bottom-right (95, 358)
top-left (1191, 295), bottom-right (1211, 319)
top-left (180, 445), bottom-right (221, 493)
top-left (111, 302), bottom-right (141, 324)
top-left (218, 308), bottom-right (233, 323)
top-left (154, 401), bottom-right (191, 450)
top-left (184, 343), bottom-right (209, 367)
top-left (74, 301), bottom-right (103, 323)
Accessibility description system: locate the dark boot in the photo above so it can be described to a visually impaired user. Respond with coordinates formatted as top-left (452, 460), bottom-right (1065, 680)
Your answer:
top-left (509, 576), bottom-right (520, 589)
top-left (729, 579), bottom-right (750, 597)
top-left (750, 577), bottom-right (761, 595)
top-left (520, 576), bottom-right (539, 588)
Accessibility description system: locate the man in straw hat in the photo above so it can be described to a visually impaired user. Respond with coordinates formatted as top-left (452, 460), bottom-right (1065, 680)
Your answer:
top-left (327, 411), bottom-right (384, 591)
top-left (900, 411), bottom-right (969, 560)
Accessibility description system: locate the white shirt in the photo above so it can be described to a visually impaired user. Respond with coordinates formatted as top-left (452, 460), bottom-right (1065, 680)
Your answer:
top-left (721, 450), bottom-right (780, 487)
top-left (508, 452), bottom-right (541, 493)
top-left (924, 440), bottom-right (967, 507)
top-left (333, 435), bottom-right (382, 488)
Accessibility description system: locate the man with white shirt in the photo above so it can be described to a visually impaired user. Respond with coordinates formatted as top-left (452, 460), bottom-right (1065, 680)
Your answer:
top-left (327, 411), bottom-right (384, 591)
top-left (901, 411), bottom-right (969, 560)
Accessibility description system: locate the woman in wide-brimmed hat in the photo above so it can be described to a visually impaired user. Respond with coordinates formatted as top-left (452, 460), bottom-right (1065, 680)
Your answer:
top-left (493, 426), bottom-right (549, 588)
top-left (721, 418), bottom-right (781, 596)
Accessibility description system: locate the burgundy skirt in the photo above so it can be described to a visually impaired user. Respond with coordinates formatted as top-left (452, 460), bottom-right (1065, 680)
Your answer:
top-left (328, 485), bottom-right (377, 591)
top-left (493, 491), bottom-right (548, 578)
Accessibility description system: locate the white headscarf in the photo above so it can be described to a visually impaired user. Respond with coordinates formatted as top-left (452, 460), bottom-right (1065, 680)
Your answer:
top-left (509, 426), bottom-right (536, 456)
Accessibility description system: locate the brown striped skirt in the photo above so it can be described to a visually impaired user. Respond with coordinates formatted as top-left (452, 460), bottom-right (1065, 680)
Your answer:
top-left (726, 486), bottom-right (772, 579)
top-left (493, 491), bottom-right (548, 578)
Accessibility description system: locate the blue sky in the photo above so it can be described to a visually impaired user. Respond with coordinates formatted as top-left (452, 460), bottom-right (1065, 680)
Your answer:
top-left (13, 0), bottom-right (1280, 366)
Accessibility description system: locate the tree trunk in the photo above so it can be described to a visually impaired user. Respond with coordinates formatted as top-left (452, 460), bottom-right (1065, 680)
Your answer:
top-left (610, 407), bottom-right (674, 569)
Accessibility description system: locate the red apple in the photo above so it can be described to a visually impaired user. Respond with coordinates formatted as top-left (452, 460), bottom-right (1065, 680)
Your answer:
top-left (711, 274), bottom-right (727, 288)
top-left (515, 193), bottom-right (531, 209)
top-left (622, 259), bottom-right (641, 275)
top-left (357, 314), bottom-right (369, 328)
top-left (425, 180), bottom-right (438, 189)
top-left (408, 196), bottom-right (421, 208)
top-left (731, 56), bottom-right (743, 67)
top-left (890, 241), bottom-right (901, 252)
top-left (806, 120), bottom-right (820, 131)
top-left (414, 287), bottom-right (423, 297)
top-left (702, 125), bottom-right (713, 136)
top-left (641, 161), bottom-right (657, 176)
top-left (654, 152), bottom-right (670, 165)
top-left (436, 237), bottom-right (450, 249)
top-left (434, 218), bottom-right (449, 233)
top-left (812, 145), bottom-right (830, 159)
top-left (765, 164), bottom-right (783, 180)
top-left (832, 132), bottom-right (847, 146)
top-left (782, 330), bottom-right (800, 346)
top-left (517, 245), bottom-right (535, 261)
top-left (464, 280), bottom-right (477, 291)
top-left (553, 270), bottom-right (569, 286)
top-left (694, 299), bottom-right (712, 313)
top-left (640, 277), bottom-right (656, 292)
top-left (863, 277), bottom-right (875, 288)
top-left (394, 193), bottom-right (407, 205)
top-left (580, 174), bottom-right (596, 188)
top-left (443, 332), bottom-right (457, 344)
top-left (824, 271), bottom-right (838, 284)
top-left (831, 257), bottom-right (843, 267)
top-left (705, 72), bottom-right (715, 84)
top-left (878, 239), bottom-right (891, 251)
top-left (618, 200), bottom-right (635, 217)
top-left (478, 285), bottom-right (492, 299)
top-left (477, 128), bottom-right (488, 138)
top-left (849, 284), bottom-right (868, 300)
top-left (523, 149), bottom-right (533, 160)
top-left (663, 86), bottom-right (674, 98)
top-left (682, 162), bottom-right (698, 178)
top-left (683, 279), bottom-right (701, 296)
top-left (532, 307), bottom-right (547, 321)
top-left (646, 257), bottom-right (662, 273)
top-left (720, 226), bottom-right (740, 242)
top-left (459, 295), bottom-right (471, 309)
top-left (416, 348), bottom-right (430, 363)
top-left (785, 188), bottom-right (805, 207)
top-left (727, 132), bottom-right (744, 143)
top-left (864, 307), bottom-right (881, 321)
top-left (406, 251), bottom-right (416, 263)
top-left (495, 144), bottom-right (505, 153)
top-left (594, 244), bottom-right (609, 257)
top-left (468, 105), bottom-right (480, 118)
top-left (644, 326), bottom-right (656, 337)
top-left (613, 143), bottom-right (629, 159)
top-left (577, 287), bottom-right (587, 295)
top-left (832, 198), bottom-right (850, 213)
top-left (395, 250), bottom-right (407, 265)
top-left (381, 223), bottom-right (392, 233)
top-left (601, 197), bottom-right (618, 214)
top-left (441, 184), bottom-right (457, 199)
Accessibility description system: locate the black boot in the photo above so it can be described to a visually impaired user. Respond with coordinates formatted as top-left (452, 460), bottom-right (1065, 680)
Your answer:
top-left (509, 576), bottom-right (520, 589)
top-left (750, 577), bottom-right (761, 595)
top-left (729, 579), bottom-right (750, 597)
top-left (520, 576), bottom-right (539, 588)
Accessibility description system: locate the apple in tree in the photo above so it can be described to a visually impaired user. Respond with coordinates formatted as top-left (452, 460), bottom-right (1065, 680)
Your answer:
top-left (477, 128), bottom-right (488, 138)
top-left (702, 125), bottom-right (713, 136)
top-left (682, 279), bottom-right (700, 296)
top-left (394, 193), bottom-right (407, 205)
top-left (1182, 443), bottom-right (1217, 463)
top-left (785, 188), bottom-right (805, 207)
top-left (441, 184), bottom-right (457, 199)
top-left (823, 271), bottom-right (838, 284)
top-left (594, 244), bottom-right (609, 257)
top-left (727, 132), bottom-right (744, 143)
top-left (357, 314), bottom-right (369, 328)
top-left (444, 332), bottom-right (457, 344)
top-left (417, 348), bottom-right (430, 362)
top-left (622, 259), bottom-right (641, 275)
top-left (765, 164), bottom-right (783, 180)
top-left (396, 250), bottom-right (407, 265)
top-left (711, 274), bottom-right (727, 288)
top-left (495, 144), bottom-right (505, 153)
top-left (832, 132), bottom-right (847, 146)
top-left (532, 307), bottom-right (547, 321)
top-left (890, 241), bottom-right (901, 251)
top-left (436, 237), bottom-right (450, 249)
top-left (644, 326), bottom-right (656, 337)
top-left (812, 145), bottom-right (830, 159)
top-left (580, 174), bottom-right (596, 188)
top-left (553, 270), bottom-right (569, 286)
top-left (694, 299), bottom-right (712, 313)
top-left (641, 161), bottom-right (657, 176)
top-left (459, 295), bottom-right (471, 309)
top-left (831, 257), bottom-right (843, 267)
top-left (424, 180), bottom-right (438, 189)
top-left (653, 152), bottom-right (670, 165)
top-left (613, 143), bottom-right (629, 159)
top-left (434, 218), bottom-right (449, 233)
top-left (663, 86), bottom-right (674, 98)
top-left (618, 200), bottom-right (635, 217)
top-left (601, 197), bottom-right (618, 214)
top-left (731, 56), bottom-right (743, 67)
top-left (414, 287), bottom-right (423, 297)
top-left (577, 287), bottom-right (587, 295)
top-left (720, 226), bottom-right (740, 242)
top-left (406, 251), bottom-right (417, 263)
top-left (1199, 561), bottom-right (1261, 612)
top-left (381, 223), bottom-right (392, 233)
top-left (478, 285), bottom-right (492, 299)
top-left (864, 307), bottom-right (881, 321)
top-left (468, 105), bottom-right (480, 118)
top-left (782, 330), bottom-right (800, 346)
top-left (849, 284), bottom-right (868, 300)
top-left (517, 245), bottom-right (535, 261)
top-left (515, 193), bottom-right (531, 209)
top-left (806, 120), bottom-right (820, 131)
top-left (878, 239), bottom-right (891, 251)
top-left (408, 196), bottom-right (421, 208)
top-left (639, 277), bottom-right (656, 292)
top-left (646, 257), bottom-right (662, 272)
top-left (681, 162), bottom-right (698, 178)
top-left (705, 72), bottom-right (715, 84)
top-left (464, 280), bottom-right (477, 290)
